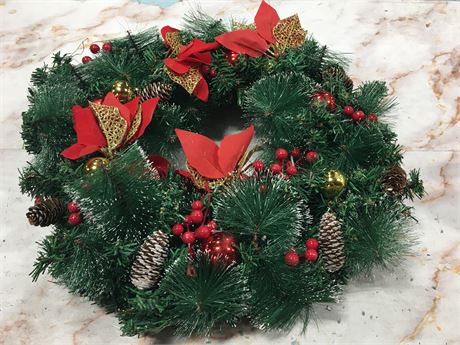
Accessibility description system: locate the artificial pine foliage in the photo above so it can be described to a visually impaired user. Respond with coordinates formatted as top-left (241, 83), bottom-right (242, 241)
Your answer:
top-left (19, 1), bottom-right (424, 338)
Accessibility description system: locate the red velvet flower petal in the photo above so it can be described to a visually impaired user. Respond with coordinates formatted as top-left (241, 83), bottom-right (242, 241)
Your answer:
top-left (215, 30), bottom-right (268, 57)
top-left (71, 105), bottom-right (106, 147)
top-left (175, 129), bottom-right (224, 179)
top-left (124, 96), bottom-right (141, 122)
top-left (164, 58), bottom-right (190, 74)
top-left (61, 143), bottom-right (100, 160)
top-left (160, 25), bottom-right (179, 46)
top-left (218, 126), bottom-right (255, 174)
top-left (192, 78), bottom-right (209, 102)
top-left (132, 97), bottom-right (160, 141)
top-left (102, 92), bottom-right (131, 126)
top-left (254, 0), bottom-right (280, 44)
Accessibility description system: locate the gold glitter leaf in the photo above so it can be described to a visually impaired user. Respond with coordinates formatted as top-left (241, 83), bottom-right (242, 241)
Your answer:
top-left (232, 21), bottom-right (256, 31)
top-left (272, 14), bottom-right (306, 49)
top-left (165, 67), bottom-right (202, 95)
top-left (165, 31), bottom-right (182, 57)
top-left (125, 106), bottom-right (142, 143)
top-left (89, 102), bottom-right (128, 156)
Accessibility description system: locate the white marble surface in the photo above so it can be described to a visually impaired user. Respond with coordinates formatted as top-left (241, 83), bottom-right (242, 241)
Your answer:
top-left (1, 1), bottom-right (459, 344)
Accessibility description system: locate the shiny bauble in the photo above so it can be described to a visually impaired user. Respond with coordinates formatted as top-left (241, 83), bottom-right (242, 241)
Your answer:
top-left (324, 169), bottom-right (347, 198)
top-left (83, 157), bottom-right (109, 174)
top-left (111, 80), bottom-right (135, 103)
top-left (202, 232), bottom-right (239, 266)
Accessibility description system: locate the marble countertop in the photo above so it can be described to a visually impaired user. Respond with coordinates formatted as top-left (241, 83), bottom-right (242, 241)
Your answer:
top-left (1, 1), bottom-right (459, 344)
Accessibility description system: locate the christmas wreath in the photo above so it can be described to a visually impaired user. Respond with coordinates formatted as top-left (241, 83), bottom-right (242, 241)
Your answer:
top-left (21, 1), bottom-right (424, 337)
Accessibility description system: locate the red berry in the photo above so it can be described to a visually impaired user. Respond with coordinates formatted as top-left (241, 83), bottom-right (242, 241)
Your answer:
top-left (367, 114), bottom-right (378, 122)
top-left (172, 223), bottom-right (184, 236)
top-left (102, 42), bottom-right (112, 52)
top-left (291, 149), bottom-right (300, 158)
top-left (269, 163), bottom-right (283, 175)
top-left (68, 212), bottom-right (82, 225)
top-left (200, 64), bottom-right (210, 75)
top-left (184, 215), bottom-right (193, 225)
top-left (207, 220), bottom-right (218, 230)
top-left (82, 56), bottom-right (92, 64)
top-left (305, 249), bottom-right (318, 262)
top-left (34, 196), bottom-right (43, 204)
top-left (181, 231), bottom-right (196, 244)
top-left (191, 200), bottom-right (203, 210)
top-left (284, 250), bottom-right (300, 267)
top-left (189, 210), bottom-right (204, 224)
top-left (322, 92), bottom-right (336, 111)
top-left (209, 69), bottom-right (218, 78)
top-left (195, 225), bottom-right (212, 239)
top-left (286, 165), bottom-right (297, 176)
top-left (343, 105), bottom-right (354, 117)
top-left (67, 201), bottom-right (80, 213)
top-left (89, 43), bottom-right (100, 54)
top-left (253, 160), bottom-right (265, 172)
top-left (305, 151), bottom-right (318, 163)
top-left (305, 238), bottom-right (319, 250)
top-left (352, 110), bottom-right (365, 121)
top-left (276, 148), bottom-right (288, 160)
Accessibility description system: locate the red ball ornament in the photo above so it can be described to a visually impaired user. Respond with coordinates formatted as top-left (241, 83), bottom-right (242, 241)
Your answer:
top-left (209, 69), bottom-right (218, 78)
top-left (189, 210), bottom-right (204, 224)
top-left (182, 231), bottom-right (196, 244)
top-left (82, 56), bottom-right (92, 64)
top-left (172, 223), bottom-right (184, 236)
top-left (305, 238), bottom-right (319, 250)
top-left (291, 149), bottom-right (300, 158)
top-left (200, 64), bottom-right (210, 76)
top-left (207, 220), bottom-right (218, 230)
top-left (286, 165), bottom-right (297, 176)
top-left (367, 114), bottom-right (378, 122)
top-left (102, 42), bottom-right (112, 52)
top-left (343, 105), bottom-right (354, 117)
top-left (253, 160), bottom-right (265, 172)
top-left (191, 200), bottom-right (203, 210)
top-left (352, 110), bottom-right (365, 121)
top-left (67, 201), bottom-right (80, 213)
top-left (305, 151), bottom-right (318, 163)
top-left (226, 51), bottom-right (239, 65)
top-left (89, 43), bottom-right (100, 54)
top-left (195, 225), bottom-right (212, 240)
top-left (34, 196), bottom-right (43, 204)
top-left (312, 91), bottom-right (336, 111)
top-left (284, 250), bottom-right (300, 267)
top-left (269, 163), bottom-right (283, 175)
top-left (68, 212), bottom-right (82, 225)
top-left (305, 249), bottom-right (318, 262)
top-left (202, 232), bottom-right (238, 265)
top-left (276, 148), bottom-right (288, 160)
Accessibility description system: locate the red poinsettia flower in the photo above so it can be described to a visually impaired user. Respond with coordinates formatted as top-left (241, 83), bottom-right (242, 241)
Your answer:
top-left (61, 92), bottom-right (159, 160)
top-left (175, 126), bottom-right (255, 179)
top-left (161, 26), bottom-right (220, 102)
top-left (215, 0), bottom-right (305, 57)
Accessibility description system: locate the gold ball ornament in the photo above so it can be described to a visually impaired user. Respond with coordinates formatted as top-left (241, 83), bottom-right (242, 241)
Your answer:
top-left (83, 157), bottom-right (109, 174)
top-left (324, 169), bottom-right (347, 198)
top-left (111, 80), bottom-right (135, 103)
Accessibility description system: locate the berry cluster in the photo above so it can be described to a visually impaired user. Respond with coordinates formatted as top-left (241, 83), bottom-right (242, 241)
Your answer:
top-left (200, 65), bottom-right (218, 78)
top-left (312, 91), bottom-right (336, 111)
top-left (252, 147), bottom-right (318, 178)
top-left (67, 201), bottom-right (82, 225)
top-left (171, 200), bottom-right (218, 245)
top-left (343, 105), bottom-right (378, 123)
top-left (284, 238), bottom-right (319, 267)
top-left (82, 42), bottom-right (113, 64)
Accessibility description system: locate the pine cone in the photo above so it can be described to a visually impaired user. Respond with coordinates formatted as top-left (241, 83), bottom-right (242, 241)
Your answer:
top-left (139, 82), bottom-right (173, 102)
top-left (382, 166), bottom-right (407, 196)
top-left (130, 230), bottom-right (169, 290)
top-left (322, 65), bottom-right (353, 92)
top-left (26, 197), bottom-right (65, 227)
top-left (319, 211), bottom-right (345, 273)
